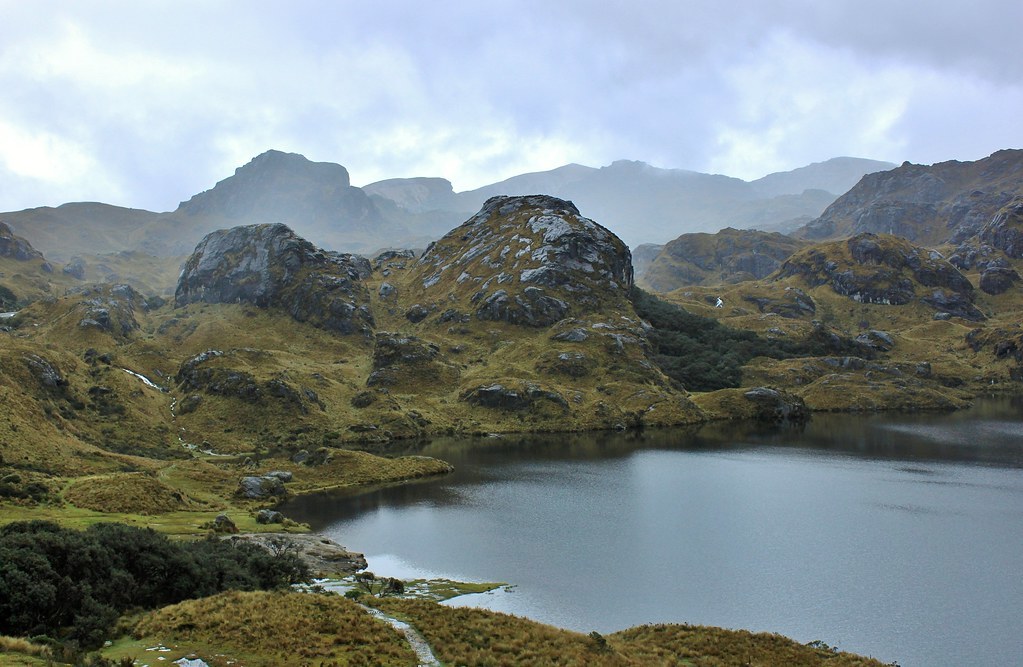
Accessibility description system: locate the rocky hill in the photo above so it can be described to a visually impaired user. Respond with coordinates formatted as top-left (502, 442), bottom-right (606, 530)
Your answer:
top-left (638, 227), bottom-right (807, 292)
top-left (796, 149), bottom-right (1023, 245)
top-left (774, 233), bottom-right (984, 320)
top-left (175, 223), bottom-right (374, 336)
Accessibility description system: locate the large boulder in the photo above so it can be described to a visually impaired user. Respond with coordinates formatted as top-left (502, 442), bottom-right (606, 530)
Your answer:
top-left (175, 223), bottom-right (374, 336)
top-left (979, 266), bottom-right (1020, 295)
top-left (743, 387), bottom-right (810, 424)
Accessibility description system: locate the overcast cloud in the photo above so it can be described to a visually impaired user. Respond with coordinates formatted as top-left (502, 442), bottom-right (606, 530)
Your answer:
top-left (1, 0), bottom-right (1021, 212)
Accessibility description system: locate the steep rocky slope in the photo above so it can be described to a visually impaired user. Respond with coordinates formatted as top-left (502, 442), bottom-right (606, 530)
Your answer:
top-left (639, 227), bottom-right (807, 292)
top-left (796, 149), bottom-right (1023, 245)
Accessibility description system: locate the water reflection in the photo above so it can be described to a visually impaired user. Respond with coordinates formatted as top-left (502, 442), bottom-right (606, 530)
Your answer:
top-left (282, 397), bottom-right (1022, 528)
top-left (277, 397), bottom-right (1023, 667)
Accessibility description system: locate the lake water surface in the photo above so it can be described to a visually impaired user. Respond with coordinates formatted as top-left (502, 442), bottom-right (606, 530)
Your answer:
top-left (281, 398), bottom-right (1023, 666)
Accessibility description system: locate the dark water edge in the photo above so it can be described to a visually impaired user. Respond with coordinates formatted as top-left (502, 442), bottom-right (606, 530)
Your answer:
top-left (279, 396), bottom-right (1023, 666)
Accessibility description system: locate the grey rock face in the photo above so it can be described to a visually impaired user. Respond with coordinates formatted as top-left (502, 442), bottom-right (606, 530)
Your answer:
top-left (64, 284), bottom-right (146, 337)
top-left (63, 257), bottom-right (87, 280)
top-left (24, 354), bottom-right (67, 389)
top-left (461, 382), bottom-right (569, 411)
top-left (237, 475), bottom-right (288, 499)
top-left (797, 150), bottom-right (1023, 245)
top-left (367, 332), bottom-right (456, 388)
top-left (175, 223), bottom-right (374, 336)
top-left (176, 349), bottom-right (315, 411)
top-left (0, 222), bottom-right (44, 261)
top-left (743, 387), bottom-right (810, 424)
top-left (979, 266), bottom-right (1020, 295)
top-left (979, 198), bottom-right (1023, 259)
top-left (776, 233), bottom-right (982, 319)
top-left (412, 195), bottom-right (633, 326)
top-left (227, 533), bottom-right (367, 576)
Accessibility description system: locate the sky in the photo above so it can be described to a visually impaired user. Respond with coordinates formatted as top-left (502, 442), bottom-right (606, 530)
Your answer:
top-left (1, 0), bottom-right (1021, 213)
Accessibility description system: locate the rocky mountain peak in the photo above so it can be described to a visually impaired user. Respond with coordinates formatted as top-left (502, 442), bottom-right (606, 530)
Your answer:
top-left (175, 223), bottom-right (374, 335)
top-left (174, 150), bottom-right (382, 246)
top-left (407, 195), bottom-right (633, 327)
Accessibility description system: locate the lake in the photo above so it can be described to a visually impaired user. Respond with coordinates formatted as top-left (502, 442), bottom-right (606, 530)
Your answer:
top-left (280, 397), bottom-right (1023, 666)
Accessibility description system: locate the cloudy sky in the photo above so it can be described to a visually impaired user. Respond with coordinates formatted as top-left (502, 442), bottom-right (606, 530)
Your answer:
top-left (1, 0), bottom-right (1021, 213)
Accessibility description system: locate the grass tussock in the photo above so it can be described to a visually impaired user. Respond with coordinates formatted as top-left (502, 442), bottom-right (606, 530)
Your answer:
top-left (610, 623), bottom-right (891, 666)
top-left (63, 472), bottom-right (196, 514)
top-left (266, 449), bottom-right (453, 495)
top-left (370, 599), bottom-right (891, 667)
top-left (371, 598), bottom-right (633, 666)
top-left (133, 590), bottom-right (414, 666)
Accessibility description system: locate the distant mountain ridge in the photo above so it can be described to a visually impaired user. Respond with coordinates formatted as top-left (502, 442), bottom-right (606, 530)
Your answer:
top-left (795, 149), bottom-right (1023, 245)
top-left (0, 151), bottom-right (894, 262)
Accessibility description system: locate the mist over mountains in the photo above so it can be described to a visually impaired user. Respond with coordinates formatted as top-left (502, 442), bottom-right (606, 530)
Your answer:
top-left (0, 150), bottom-right (894, 262)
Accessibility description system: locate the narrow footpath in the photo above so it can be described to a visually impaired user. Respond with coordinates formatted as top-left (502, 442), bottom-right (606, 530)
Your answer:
top-left (360, 604), bottom-right (441, 667)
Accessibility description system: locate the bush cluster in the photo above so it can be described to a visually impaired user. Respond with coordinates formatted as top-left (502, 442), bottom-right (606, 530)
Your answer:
top-left (630, 287), bottom-right (867, 391)
top-left (0, 521), bottom-right (310, 649)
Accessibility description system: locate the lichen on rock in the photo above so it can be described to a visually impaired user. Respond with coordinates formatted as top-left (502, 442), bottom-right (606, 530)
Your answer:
top-left (175, 223), bottom-right (374, 336)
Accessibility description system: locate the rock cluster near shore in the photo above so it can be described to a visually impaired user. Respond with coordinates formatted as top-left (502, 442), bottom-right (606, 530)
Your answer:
top-left (227, 533), bottom-right (367, 576)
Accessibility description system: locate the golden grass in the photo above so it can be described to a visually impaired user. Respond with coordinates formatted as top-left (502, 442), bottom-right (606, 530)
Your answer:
top-left (371, 597), bottom-right (634, 666)
top-left (610, 623), bottom-right (891, 666)
top-left (370, 598), bottom-right (890, 666)
top-left (130, 590), bottom-right (415, 666)
top-left (63, 472), bottom-right (198, 514)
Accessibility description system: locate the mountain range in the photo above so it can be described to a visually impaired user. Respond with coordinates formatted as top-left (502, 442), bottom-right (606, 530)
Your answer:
top-left (0, 150), bottom-right (893, 263)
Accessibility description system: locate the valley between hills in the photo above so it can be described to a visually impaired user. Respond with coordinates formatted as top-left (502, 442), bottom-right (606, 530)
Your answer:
top-left (2, 149), bottom-right (1022, 666)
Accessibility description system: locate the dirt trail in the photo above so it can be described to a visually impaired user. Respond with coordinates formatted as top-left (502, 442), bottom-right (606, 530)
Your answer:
top-left (361, 604), bottom-right (441, 666)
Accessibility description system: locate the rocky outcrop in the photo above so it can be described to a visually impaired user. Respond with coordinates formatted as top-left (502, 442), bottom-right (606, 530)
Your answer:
top-left (743, 387), bottom-right (810, 424)
top-left (0, 222), bottom-right (44, 261)
top-left (979, 266), bottom-right (1020, 295)
top-left (775, 233), bottom-right (984, 320)
top-left (795, 149), bottom-right (1023, 246)
top-left (227, 533), bottom-right (367, 576)
top-left (68, 284), bottom-right (147, 337)
top-left (62, 257), bottom-right (86, 280)
top-left (366, 332), bottom-right (459, 388)
top-left (978, 198), bottom-right (1023, 259)
top-left (237, 475), bottom-right (288, 499)
top-left (742, 287), bottom-right (816, 319)
top-left (640, 228), bottom-right (806, 292)
top-left (176, 349), bottom-right (321, 412)
top-left (175, 223), bottom-right (374, 336)
top-left (461, 382), bottom-right (569, 412)
top-left (409, 195), bottom-right (633, 326)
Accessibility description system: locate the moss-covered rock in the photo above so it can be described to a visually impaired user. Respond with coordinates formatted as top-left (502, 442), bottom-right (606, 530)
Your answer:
top-left (175, 223), bottom-right (374, 336)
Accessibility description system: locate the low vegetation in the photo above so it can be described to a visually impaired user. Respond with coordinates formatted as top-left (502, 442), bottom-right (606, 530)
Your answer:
top-left (630, 287), bottom-right (867, 391)
top-left (0, 521), bottom-right (309, 650)
top-left (368, 597), bottom-right (891, 666)
top-left (129, 590), bottom-right (415, 667)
